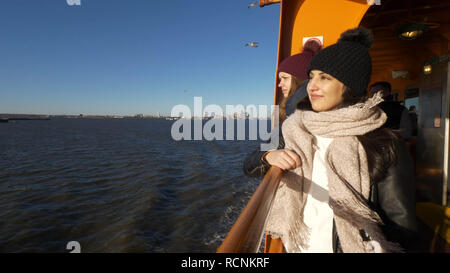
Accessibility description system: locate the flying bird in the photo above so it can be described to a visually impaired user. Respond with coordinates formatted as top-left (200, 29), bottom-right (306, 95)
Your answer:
top-left (248, 1), bottom-right (257, 9)
top-left (245, 42), bottom-right (259, 48)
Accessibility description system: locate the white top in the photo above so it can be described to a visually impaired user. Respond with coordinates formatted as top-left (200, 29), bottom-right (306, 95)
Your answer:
top-left (299, 135), bottom-right (335, 253)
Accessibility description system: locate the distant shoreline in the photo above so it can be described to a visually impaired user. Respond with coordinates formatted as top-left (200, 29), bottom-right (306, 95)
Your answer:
top-left (0, 114), bottom-right (271, 121)
top-left (0, 114), bottom-right (166, 120)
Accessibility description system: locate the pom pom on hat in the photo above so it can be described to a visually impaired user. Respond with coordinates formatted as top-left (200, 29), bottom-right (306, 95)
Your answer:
top-left (338, 27), bottom-right (373, 49)
top-left (278, 39), bottom-right (323, 81)
top-left (302, 39), bottom-right (323, 55)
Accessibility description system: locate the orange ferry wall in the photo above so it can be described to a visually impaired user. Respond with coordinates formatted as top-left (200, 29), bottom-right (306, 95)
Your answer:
top-left (274, 0), bottom-right (373, 106)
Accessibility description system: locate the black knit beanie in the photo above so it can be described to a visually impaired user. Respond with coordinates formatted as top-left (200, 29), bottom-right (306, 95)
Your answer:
top-left (307, 27), bottom-right (373, 95)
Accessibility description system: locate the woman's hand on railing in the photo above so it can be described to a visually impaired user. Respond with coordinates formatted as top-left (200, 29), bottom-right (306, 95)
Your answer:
top-left (264, 149), bottom-right (301, 170)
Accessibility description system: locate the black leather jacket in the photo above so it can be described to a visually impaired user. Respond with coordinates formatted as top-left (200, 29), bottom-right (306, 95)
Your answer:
top-left (243, 133), bottom-right (418, 252)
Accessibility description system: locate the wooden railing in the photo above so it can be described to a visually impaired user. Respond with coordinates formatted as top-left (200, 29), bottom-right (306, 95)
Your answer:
top-left (217, 166), bottom-right (284, 253)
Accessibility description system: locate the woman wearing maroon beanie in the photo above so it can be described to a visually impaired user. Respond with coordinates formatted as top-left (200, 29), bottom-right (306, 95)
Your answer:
top-left (242, 40), bottom-right (322, 184)
top-left (278, 39), bottom-right (322, 124)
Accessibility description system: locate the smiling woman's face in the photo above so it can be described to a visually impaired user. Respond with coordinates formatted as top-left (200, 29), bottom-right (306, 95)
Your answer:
top-left (307, 70), bottom-right (346, 112)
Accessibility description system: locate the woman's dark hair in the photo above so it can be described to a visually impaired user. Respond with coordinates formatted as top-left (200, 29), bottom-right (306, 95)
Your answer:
top-left (296, 86), bottom-right (398, 185)
top-left (358, 128), bottom-right (398, 185)
top-left (339, 86), bottom-right (366, 107)
top-left (370, 81), bottom-right (392, 92)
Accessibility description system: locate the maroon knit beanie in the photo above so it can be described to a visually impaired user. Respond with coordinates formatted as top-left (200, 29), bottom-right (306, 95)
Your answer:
top-left (277, 39), bottom-right (322, 81)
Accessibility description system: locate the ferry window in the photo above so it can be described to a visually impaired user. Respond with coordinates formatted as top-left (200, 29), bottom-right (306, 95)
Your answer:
top-left (404, 87), bottom-right (419, 114)
top-left (405, 97), bottom-right (419, 112)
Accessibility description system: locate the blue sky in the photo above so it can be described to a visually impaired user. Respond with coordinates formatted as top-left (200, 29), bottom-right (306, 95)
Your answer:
top-left (0, 0), bottom-right (280, 116)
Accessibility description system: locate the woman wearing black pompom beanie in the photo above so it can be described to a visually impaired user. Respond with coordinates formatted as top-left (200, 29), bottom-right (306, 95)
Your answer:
top-left (246, 27), bottom-right (418, 253)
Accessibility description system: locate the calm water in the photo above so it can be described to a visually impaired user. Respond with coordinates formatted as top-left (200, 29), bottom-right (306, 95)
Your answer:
top-left (0, 118), bottom-right (269, 253)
